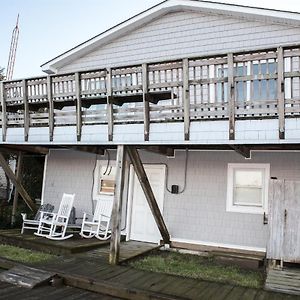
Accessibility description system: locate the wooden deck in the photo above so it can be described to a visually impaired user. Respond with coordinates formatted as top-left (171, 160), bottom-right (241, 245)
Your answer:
top-left (76, 240), bottom-right (161, 263)
top-left (2, 45), bottom-right (300, 144)
top-left (0, 229), bottom-right (109, 255)
top-left (0, 229), bottom-right (160, 262)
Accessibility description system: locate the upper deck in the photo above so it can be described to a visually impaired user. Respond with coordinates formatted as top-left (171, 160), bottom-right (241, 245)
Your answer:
top-left (2, 45), bottom-right (300, 146)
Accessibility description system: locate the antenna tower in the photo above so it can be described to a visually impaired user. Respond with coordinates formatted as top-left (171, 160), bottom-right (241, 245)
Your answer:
top-left (6, 14), bottom-right (20, 80)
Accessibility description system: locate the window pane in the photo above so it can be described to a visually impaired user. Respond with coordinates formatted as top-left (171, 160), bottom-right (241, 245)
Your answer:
top-left (261, 63), bottom-right (267, 74)
top-left (235, 66), bottom-right (244, 76)
top-left (234, 187), bottom-right (262, 206)
top-left (100, 179), bottom-right (115, 194)
top-left (269, 79), bottom-right (277, 99)
top-left (234, 169), bottom-right (263, 187)
top-left (261, 80), bottom-right (267, 99)
top-left (253, 80), bottom-right (259, 100)
top-left (237, 82), bottom-right (244, 102)
top-left (253, 64), bottom-right (259, 75)
top-left (268, 62), bottom-right (276, 74)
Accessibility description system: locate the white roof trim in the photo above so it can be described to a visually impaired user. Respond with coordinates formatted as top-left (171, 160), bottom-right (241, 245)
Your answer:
top-left (41, 0), bottom-right (300, 74)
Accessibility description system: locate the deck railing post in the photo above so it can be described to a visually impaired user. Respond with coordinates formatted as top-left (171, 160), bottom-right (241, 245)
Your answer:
top-left (0, 82), bottom-right (6, 142)
top-left (142, 63), bottom-right (150, 141)
top-left (75, 72), bottom-right (82, 142)
top-left (47, 76), bottom-right (54, 142)
top-left (277, 46), bottom-right (285, 139)
top-left (106, 68), bottom-right (114, 141)
top-left (227, 53), bottom-right (235, 140)
top-left (23, 79), bottom-right (29, 141)
top-left (182, 58), bottom-right (190, 141)
top-left (109, 145), bottom-right (126, 265)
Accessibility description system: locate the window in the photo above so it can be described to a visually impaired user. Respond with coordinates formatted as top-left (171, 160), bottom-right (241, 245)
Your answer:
top-left (217, 61), bottom-right (277, 103)
top-left (226, 164), bottom-right (270, 214)
top-left (93, 162), bottom-right (116, 200)
top-left (252, 61), bottom-right (276, 101)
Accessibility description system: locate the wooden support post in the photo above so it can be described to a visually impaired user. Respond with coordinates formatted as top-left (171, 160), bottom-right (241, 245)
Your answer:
top-left (127, 146), bottom-right (170, 244)
top-left (182, 58), bottom-right (190, 141)
top-left (11, 152), bottom-right (23, 225)
top-left (23, 79), bottom-right (29, 142)
top-left (142, 63), bottom-right (150, 141)
top-left (277, 47), bottom-right (285, 140)
top-left (75, 72), bottom-right (82, 141)
top-left (109, 145), bottom-right (126, 265)
top-left (0, 82), bottom-right (6, 142)
top-left (106, 68), bottom-right (114, 142)
top-left (47, 76), bottom-right (54, 142)
top-left (227, 53), bottom-right (235, 140)
top-left (0, 152), bottom-right (36, 212)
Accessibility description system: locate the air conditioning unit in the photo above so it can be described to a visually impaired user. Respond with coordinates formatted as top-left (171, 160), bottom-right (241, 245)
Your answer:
top-left (98, 166), bottom-right (116, 195)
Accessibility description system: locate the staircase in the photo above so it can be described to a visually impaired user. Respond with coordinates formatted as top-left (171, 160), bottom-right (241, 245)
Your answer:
top-left (265, 267), bottom-right (300, 295)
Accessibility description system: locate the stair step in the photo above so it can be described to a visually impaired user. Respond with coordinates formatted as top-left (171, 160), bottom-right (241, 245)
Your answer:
top-left (0, 265), bottom-right (56, 289)
top-left (265, 267), bottom-right (300, 295)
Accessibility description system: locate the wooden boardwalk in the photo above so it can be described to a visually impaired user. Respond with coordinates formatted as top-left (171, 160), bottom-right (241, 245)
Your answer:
top-left (0, 234), bottom-right (298, 299)
top-left (37, 250), bottom-right (300, 300)
top-left (0, 280), bottom-right (122, 300)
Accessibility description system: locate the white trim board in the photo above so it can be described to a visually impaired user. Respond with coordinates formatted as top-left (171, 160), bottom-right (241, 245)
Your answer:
top-left (171, 238), bottom-right (266, 253)
top-left (40, 153), bottom-right (49, 205)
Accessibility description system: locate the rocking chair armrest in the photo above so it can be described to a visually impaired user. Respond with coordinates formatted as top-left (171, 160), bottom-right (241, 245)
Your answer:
top-left (21, 213), bottom-right (27, 220)
top-left (40, 211), bottom-right (57, 221)
top-left (82, 212), bottom-right (93, 220)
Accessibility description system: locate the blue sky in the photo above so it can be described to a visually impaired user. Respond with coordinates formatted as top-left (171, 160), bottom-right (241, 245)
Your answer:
top-left (1, 0), bottom-right (300, 79)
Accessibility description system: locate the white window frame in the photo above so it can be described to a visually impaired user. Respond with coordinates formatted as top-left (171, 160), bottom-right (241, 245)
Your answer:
top-left (226, 163), bottom-right (270, 214)
top-left (93, 161), bottom-right (116, 200)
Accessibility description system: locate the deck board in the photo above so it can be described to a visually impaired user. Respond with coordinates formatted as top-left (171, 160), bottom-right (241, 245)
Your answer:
top-left (0, 280), bottom-right (122, 300)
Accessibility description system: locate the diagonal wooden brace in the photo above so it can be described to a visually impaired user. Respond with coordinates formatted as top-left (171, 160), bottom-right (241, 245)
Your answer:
top-left (0, 152), bottom-right (36, 212)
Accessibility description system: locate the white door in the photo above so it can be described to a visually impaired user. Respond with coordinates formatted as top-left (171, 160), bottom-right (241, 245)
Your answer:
top-left (129, 165), bottom-right (166, 243)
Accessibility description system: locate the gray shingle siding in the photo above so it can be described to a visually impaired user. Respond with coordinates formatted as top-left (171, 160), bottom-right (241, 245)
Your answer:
top-left (59, 11), bottom-right (300, 73)
top-left (43, 149), bottom-right (300, 250)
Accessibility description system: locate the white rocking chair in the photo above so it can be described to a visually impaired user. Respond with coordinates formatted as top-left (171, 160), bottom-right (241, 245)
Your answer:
top-left (21, 203), bottom-right (54, 234)
top-left (80, 198), bottom-right (113, 240)
top-left (34, 193), bottom-right (75, 240)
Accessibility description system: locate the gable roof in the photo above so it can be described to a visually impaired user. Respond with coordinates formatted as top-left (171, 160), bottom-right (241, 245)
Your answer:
top-left (41, 0), bottom-right (300, 74)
